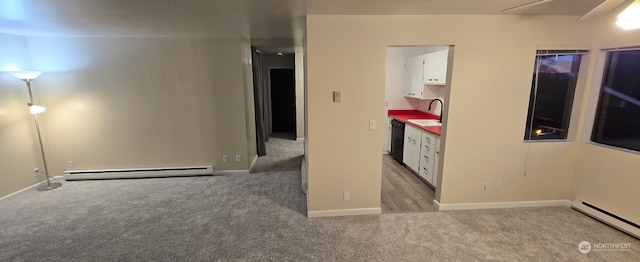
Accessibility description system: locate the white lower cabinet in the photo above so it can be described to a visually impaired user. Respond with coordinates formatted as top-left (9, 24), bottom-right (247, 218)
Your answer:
top-left (419, 132), bottom-right (437, 185)
top-left (434, 138), bottom-right (441, 187)
top-left (403, 124), bottom-right (442, 188)
top-left (384, 116), bottom-right (392, 153)
top-left (402, 125), bottom-right (422, 172)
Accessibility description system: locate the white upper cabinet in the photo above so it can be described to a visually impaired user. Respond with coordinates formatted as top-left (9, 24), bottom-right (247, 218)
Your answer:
top-left (424, 50), bottom-right (448, 85)
top-left (404, 55), bottom-right (425, 98)
top-left (404, 49), bottom-right (449, 99)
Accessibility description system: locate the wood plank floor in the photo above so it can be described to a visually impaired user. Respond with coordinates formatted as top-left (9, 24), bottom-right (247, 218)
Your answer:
top-left (381, 154), bottom-right (437, 213)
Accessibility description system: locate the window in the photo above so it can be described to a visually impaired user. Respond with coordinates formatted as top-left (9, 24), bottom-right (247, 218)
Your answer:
top-left (524, 51), bottom-right (585, 140)
top-left (592, 49), bottom-right (640, 152)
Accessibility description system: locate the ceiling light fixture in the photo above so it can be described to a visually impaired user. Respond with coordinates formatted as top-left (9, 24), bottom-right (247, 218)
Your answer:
top-left (616, 0), bottom-right (640, 30)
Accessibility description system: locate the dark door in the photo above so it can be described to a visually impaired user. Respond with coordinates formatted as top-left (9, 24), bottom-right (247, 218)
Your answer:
top-left (270, 68), bottom-right (296, 133)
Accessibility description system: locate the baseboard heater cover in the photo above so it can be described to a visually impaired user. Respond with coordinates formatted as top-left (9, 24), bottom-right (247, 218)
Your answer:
top-left (64, 166), bottom-right (213, 180)
top-left (572, 198), bottom-right (640, 239)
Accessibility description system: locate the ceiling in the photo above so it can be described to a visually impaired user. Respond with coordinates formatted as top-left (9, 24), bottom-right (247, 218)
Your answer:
top-left (0, 0), bottom-right (623, 52)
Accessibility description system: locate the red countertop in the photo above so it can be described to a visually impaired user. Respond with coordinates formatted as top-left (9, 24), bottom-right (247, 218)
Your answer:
top-left (388, 110), bottom-right (442, 136)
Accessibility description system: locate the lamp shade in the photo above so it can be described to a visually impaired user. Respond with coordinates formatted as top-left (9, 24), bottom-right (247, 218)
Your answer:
top-left (29, 104), bottom-right (46, 115)
top-left (616, 0), bottom-right (640, 30)
top-left (8, 71), bottom-right (42, 80)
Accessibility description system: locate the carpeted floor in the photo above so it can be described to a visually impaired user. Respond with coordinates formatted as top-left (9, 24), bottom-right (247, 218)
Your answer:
top-left (0, 138), bottom-right (638, 261)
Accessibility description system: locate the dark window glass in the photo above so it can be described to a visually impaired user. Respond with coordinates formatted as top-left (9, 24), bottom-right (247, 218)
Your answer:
top-left (524, 54), bottom-right (582, 140)
top-left (592, 50), bottom-right (640, 151)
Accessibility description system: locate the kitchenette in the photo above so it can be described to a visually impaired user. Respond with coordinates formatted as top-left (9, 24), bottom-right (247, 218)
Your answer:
top-left (388, 109), bottom-right (442, 189)
top-left (381, 45), bottom-right (451, 213)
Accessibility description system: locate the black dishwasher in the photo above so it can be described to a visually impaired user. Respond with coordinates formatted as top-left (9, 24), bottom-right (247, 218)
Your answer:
top-left (390, 119), bottom-right (405, 164)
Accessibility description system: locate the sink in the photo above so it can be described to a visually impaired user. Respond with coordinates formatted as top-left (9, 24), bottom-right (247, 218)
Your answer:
top-left (408, 119), bottom-right (442, 127)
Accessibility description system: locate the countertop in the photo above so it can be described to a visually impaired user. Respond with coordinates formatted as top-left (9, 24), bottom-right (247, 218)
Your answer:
top-left (388, 110), bottom-right (441, 136)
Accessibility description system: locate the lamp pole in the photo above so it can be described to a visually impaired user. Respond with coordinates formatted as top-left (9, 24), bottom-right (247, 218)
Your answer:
top-left (25, 78), bottom-right (54, 189)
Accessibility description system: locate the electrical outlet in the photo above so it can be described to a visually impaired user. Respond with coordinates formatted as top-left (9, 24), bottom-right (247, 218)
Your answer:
top-left (67, 161), bottom-right (73, 170)
top-left (223, 155), bottom-right (229, 162)
top-left (496, 182), bottom-right (502, 192)
top-left (482, 183), bottom-right (488, 192)
top-left (343, 191), bottom-right (350, 201)
top-left (235, 155), bottom-right (241, 162)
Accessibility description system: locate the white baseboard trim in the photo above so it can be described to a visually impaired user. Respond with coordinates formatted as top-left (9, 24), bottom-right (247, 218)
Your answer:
top-left (296, 138), bottom-right (305, 142)
top-left (433, 199), bottom-right (572, 211)
top-left (0, 176), bottom-right (66, 202)
top-left (0, 181), bottom-right (41, 202)
top-left (307, 207), bottom-right (381, 218)
top-left (249, 155), bottom-right (258, 170)
top-left (213, 170), bottom-right (250, 175)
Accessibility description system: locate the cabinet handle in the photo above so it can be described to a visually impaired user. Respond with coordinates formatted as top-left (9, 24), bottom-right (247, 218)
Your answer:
top-left (434, 79), bottom-right (438, 81)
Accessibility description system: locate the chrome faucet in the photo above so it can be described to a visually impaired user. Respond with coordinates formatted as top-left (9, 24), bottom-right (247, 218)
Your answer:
top-left (428, 99), bottom-right (444, 123)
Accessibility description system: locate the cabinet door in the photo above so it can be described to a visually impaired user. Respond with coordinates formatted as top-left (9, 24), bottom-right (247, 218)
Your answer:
top-left (384, 117), bottom-right (392, 153)
top-left (402, 130), bottom-right (412, 166)
top-left (433, 138), bottom-right (441, 188)
top-left (423, 56), bottom-right (436, 84)
top-left (433, 154), bottom-right (439, 188)
top-left (405, 55), bottom-right (425, 98)
top-left (432, 50), bottom-right (448, 85)
top-left (419, 150), bottom-right (434, 184)
top-left (420, 131), bottom-right (436, 184)
top-left (402, 125), bottom-right (421, 172)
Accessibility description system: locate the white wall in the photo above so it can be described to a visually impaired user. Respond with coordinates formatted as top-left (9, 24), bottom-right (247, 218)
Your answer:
top-left (295, 52), bottom-right (305, 140)
top-left (306, 15), bottom-right (596, 213)
top-left (0, 33), bottom-right (42, 197)
top-left (570, 12), bottom-right (640, 222)
top-left (0, 33), bottom-right (31, 71)
top-left (241, 40), bottom-right (258, 163)
top-left (0, 73), bottom-right (41, 198)
top-left (0, 37), bottom-right (256, 198)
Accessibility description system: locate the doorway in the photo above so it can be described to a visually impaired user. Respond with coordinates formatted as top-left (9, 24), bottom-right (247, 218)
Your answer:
top-left (381, 45), bottom-right (452, 213)
top-left (270, 68), bottom-right (296, 139)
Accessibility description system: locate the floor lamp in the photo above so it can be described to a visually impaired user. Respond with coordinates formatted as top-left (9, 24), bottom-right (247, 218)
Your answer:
top-left (9, 71), bottom-right (61, 191)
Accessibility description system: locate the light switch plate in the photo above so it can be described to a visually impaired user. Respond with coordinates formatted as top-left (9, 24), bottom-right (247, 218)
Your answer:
top-left (333, 91), bottom-right (341, 102)
top-left (369, 120), bottom-right (376, 130)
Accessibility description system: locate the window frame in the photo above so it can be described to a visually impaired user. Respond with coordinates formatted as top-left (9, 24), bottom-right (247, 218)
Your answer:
top-left (524, 50), bottom-right (589, 142)
top-left (589, 47), bottom-right (640, 153)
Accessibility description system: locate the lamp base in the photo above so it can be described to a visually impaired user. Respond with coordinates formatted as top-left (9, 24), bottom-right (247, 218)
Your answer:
top-left (36, 181), bottom-right (62, 191)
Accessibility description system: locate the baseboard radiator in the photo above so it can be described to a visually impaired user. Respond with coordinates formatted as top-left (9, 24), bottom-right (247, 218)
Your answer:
top-left (572, 198), bottom-right (640, 239)
top-left (64, 166), bottom-right (214, 180)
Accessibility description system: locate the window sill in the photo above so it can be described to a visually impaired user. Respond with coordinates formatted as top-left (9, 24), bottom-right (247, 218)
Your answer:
top-left (587, 141), bottom-right (640, 156)
top-left (524, 139), bottom-right (573, 143)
